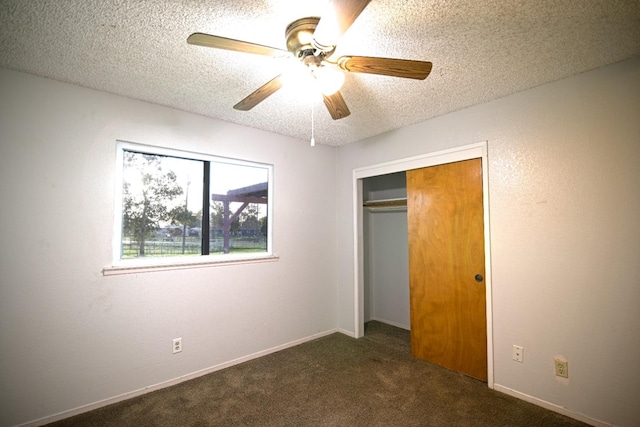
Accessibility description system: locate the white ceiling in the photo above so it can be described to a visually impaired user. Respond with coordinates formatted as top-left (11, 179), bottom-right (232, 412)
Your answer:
top-left (1, 0), bottom-right (639, 146)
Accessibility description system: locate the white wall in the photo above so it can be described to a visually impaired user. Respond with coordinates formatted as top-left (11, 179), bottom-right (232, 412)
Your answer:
top-left (362, 172), bottom-right (407, 202)
top-left (336, 56), bottom-right (640, 426)
top-left (2, 55), bottom-right (639, 426)
top-left (363, 209), bottom-right (410, 329)
top-left (0, 68), bottom-right (337, 426)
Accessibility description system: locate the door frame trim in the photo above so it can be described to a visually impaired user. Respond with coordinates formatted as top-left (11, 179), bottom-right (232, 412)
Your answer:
top-left (352, 141), bottom-right (493, 388)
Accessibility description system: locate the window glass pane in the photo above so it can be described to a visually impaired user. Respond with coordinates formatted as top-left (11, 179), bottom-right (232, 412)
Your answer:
top-left (209, 162), bottom-right (269, 255)
top-left (121, 151), bottom-right (203, 259)
top-left (114, 142), bottom-right (272, 268)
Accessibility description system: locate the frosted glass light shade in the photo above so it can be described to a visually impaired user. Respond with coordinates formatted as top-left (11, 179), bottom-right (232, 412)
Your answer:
top-left (313, 66), bottom-right (345, 95)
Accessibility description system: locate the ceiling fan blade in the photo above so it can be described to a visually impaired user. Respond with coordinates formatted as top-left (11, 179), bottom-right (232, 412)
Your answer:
top-left (313, 0), bottom-right (371, 51)
top-left (187, 33), bottom-right (289, 57)
top-left (233, 75), bottom-right (284, 111)
top-left (323, 91), bottom-right (351, 120)
top-left (337, 56), bottom-right (433, 80)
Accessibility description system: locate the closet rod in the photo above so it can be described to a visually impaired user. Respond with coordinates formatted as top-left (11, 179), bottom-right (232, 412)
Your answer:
top-left (362, 198), bottom-right (407, 208)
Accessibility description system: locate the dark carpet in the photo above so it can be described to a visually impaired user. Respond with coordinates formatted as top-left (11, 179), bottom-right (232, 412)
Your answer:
top-left (48, 321), bottom-right (587, 426)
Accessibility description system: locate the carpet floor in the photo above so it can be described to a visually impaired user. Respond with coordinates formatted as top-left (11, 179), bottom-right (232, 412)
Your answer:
top-left (48, 321), bottom-right (588, 426)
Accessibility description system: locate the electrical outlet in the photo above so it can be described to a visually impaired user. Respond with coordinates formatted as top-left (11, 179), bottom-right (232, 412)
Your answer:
top-left (554, 358), bottom-right (568, 378)
top-left (172, 337), bottom-right (182, 354)
top-left (512, 345), bottom-right (524, 363)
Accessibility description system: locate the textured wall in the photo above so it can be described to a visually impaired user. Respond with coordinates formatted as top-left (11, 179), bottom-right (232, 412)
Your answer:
top-left (2, 54), bottom-right (639, 426)
top-left (336, 56), bottom-right (640, 426)
top-left (0, 68), bottom-right (337, 426)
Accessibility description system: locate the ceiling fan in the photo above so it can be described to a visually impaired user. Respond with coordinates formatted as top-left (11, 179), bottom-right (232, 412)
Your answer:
top-left (187, 0), bottom-right (432, 120)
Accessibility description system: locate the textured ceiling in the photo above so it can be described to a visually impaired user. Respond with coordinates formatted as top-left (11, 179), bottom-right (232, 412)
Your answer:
top-left (1, 0), bottom-right (639, 146)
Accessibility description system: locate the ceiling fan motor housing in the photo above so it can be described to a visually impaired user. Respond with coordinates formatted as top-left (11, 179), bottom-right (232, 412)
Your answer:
top-left (285, 17), bottom-right (334, 60)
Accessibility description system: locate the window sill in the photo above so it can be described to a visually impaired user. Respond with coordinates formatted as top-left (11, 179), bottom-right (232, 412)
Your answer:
top-left (103, 254), bottom-right (279, 276)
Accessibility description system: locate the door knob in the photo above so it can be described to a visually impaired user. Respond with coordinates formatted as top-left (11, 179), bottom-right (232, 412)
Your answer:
top-left (475, 274), bottom-right (484, 282)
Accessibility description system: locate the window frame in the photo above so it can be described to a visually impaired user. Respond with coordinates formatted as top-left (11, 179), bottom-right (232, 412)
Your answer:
top-left (105, 141), bottom-right (275, 275)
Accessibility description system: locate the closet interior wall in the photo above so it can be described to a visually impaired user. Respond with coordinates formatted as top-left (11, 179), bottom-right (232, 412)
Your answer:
top-left (362, 172), bottom-right (410, 330)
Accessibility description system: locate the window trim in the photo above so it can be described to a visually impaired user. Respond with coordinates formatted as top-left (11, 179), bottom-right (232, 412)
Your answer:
top-left (103, 254), bottom-right (279, 276)
top-left (107, 141), bottom-right (275, 274)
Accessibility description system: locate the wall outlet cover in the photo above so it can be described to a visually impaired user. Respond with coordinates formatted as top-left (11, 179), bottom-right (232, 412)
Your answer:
top-left (512, 345), bottom-right (524, 363)
top-left (173, 337), bottom-right (182, 354)
top-left (554, 358), bottom-right (568, 378)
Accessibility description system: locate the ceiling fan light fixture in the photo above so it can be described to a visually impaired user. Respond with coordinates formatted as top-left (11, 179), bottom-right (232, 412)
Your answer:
top-left (281, 60), bottom-right (311, 85)
top-left (187, 0), bottom-right (427, 121)
top-left (312, 65), bottom-right (345, 96)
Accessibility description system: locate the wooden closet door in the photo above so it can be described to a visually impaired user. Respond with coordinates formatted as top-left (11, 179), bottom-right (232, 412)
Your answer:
top-left (407, 158), bottom-right (487, 381)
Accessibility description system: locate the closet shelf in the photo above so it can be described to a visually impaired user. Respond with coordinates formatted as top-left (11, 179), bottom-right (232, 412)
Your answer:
top-left (363, 198), bottom-right (407, 208)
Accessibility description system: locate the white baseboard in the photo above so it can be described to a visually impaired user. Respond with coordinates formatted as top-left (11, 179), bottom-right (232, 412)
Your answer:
top-left (337, 327), bottom-right (356, 338)
top-left (493, 384), bottom-right (612, 427)
top-left (26, 335), bottom-right (614, 427)
top-left (20, 328), bottom-right (339, 427)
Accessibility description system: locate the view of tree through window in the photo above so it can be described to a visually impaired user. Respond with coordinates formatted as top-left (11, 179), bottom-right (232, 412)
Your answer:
top-left (119, 147), bottom-right (270, 260)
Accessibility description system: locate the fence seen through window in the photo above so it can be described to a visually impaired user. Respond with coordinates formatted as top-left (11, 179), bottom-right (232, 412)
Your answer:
top-left (119, 145), bottom-right (271, 260)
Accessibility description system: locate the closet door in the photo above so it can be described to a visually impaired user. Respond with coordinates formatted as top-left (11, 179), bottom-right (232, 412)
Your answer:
top-left (407, 158), bottom-right (487, 381)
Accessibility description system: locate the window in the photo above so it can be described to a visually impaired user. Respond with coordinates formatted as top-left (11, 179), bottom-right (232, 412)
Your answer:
top-left (110, 141), bottom-right (273, 271)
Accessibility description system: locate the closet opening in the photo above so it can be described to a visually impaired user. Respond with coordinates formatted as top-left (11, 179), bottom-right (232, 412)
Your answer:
top-left (352, 141), bottom-right (494, 387)
top-left (362, 172), bottom-right (410, 333)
